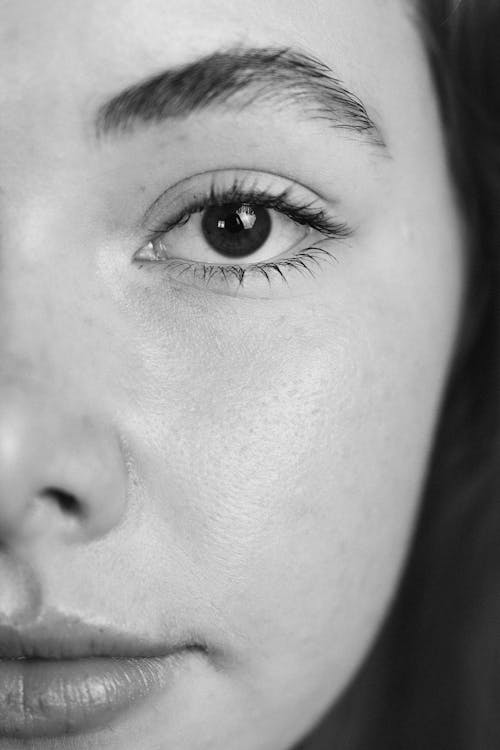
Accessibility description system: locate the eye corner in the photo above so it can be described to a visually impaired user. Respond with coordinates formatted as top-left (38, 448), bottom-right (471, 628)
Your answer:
top-left (133, 241), bottom-right (158, 263)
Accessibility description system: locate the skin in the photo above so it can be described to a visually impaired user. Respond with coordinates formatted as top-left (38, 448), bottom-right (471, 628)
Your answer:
top-left (0, 1), bottom-right (465, 749)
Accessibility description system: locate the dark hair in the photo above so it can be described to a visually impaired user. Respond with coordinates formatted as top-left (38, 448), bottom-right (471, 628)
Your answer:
top-left (298, 2), bottom-right (500, 748)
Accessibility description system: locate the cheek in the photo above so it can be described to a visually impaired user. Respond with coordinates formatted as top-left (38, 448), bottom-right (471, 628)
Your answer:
top-left (93, 123), bottom-right (464, 723)
top-left (113, 265), bottom-right (452, 709)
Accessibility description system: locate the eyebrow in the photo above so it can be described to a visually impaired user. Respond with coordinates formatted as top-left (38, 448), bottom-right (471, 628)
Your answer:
top-left (95, 45), bottom-right (387, 149)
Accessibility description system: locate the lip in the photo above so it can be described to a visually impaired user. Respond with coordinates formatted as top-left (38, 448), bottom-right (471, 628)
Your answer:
top-left (0, 612), bottom-right (204, 738)
top-left (0, 613), bottom-right (194, 660)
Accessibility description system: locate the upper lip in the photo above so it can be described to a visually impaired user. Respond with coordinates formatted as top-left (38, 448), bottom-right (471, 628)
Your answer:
top-left (0, 611), bottom-right (194, 660)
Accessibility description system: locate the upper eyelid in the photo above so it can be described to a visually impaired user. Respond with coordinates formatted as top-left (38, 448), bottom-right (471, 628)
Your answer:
top-left (144, 183), bottom-right (351, 248)
top-left (141, 168), bottom-right (334, 228)
top-left (147, 187), bottom-right (312, 235)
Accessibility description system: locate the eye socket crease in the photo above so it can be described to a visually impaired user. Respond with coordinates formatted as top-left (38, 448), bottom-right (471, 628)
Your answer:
top-left (94, 45), bottom-right (388, 151)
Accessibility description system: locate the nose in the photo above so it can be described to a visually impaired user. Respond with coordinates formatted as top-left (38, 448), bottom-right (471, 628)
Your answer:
top-left (0, 387), bottom-right (128, 550)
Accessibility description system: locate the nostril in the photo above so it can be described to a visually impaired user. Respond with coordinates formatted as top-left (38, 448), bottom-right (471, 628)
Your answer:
top-left (38, 487), bottom-right (81, 515)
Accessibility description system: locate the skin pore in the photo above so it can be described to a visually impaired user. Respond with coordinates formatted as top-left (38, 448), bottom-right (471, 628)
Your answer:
top-left (0, 1), bottom-right (464, 749)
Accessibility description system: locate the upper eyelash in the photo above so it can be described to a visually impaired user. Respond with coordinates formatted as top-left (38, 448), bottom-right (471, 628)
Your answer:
top-left (143, 176), bottom-right (353, 289)
top-left (146, 176), bottom-right (353, 240)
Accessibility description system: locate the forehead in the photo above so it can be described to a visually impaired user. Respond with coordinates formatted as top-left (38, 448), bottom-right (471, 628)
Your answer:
top-left (0, 0), bottom-right (423, 134)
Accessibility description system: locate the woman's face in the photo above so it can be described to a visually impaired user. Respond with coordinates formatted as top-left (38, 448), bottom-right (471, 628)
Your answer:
top-left (0, 1), bottom-right (464, 748)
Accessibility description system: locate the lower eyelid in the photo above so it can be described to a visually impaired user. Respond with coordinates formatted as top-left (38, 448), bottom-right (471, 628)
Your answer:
top-left (146, 245), bottom-right (340, 295)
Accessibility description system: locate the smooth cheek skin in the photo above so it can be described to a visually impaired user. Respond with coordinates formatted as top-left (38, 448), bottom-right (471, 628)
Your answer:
top-left (0, 1), bottom-right (464, 749)
top-left (91, 183), bottom-right (463, 750)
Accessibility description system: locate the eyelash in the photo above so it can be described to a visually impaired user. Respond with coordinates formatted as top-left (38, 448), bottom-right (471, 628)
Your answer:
top-left (144, 177), bottom-right (353, 290)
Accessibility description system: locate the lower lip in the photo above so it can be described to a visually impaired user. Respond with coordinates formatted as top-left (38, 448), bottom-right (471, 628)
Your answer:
top-left (0, 651), bottom-right (188, 738)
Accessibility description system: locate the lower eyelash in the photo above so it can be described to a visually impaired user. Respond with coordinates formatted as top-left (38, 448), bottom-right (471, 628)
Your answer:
top-left (161, 246), bottom-right (338, 290)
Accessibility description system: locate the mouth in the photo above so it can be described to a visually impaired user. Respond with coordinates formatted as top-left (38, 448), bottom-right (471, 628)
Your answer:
top-left (0, 612), bottom-right (206, 738)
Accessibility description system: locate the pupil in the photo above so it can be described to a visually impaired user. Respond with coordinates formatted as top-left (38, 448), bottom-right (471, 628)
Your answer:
top-left (201, 203), bottom-right (272, 259)
top-left (226, 213), bottom-right (244, 233)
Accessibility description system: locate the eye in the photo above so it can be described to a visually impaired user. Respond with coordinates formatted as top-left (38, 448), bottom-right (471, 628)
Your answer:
top-left (139, 199), bottom-right (310, 266)
top-left (134, 170), bottom-right (353, 293)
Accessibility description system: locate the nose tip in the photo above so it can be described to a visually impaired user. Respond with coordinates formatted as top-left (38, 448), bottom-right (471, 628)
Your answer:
top-left (0, 388), bottom-right (128, 549)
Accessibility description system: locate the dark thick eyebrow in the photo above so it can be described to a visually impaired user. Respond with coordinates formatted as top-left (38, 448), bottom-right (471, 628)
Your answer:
top-left (95, 45), bottom-right (387, 149)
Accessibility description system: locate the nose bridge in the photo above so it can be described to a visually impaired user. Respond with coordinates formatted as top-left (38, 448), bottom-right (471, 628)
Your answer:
top-left (0, 261), bottom-right (75, 398)
top-left (0, 194), bottom-right (104, 396)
